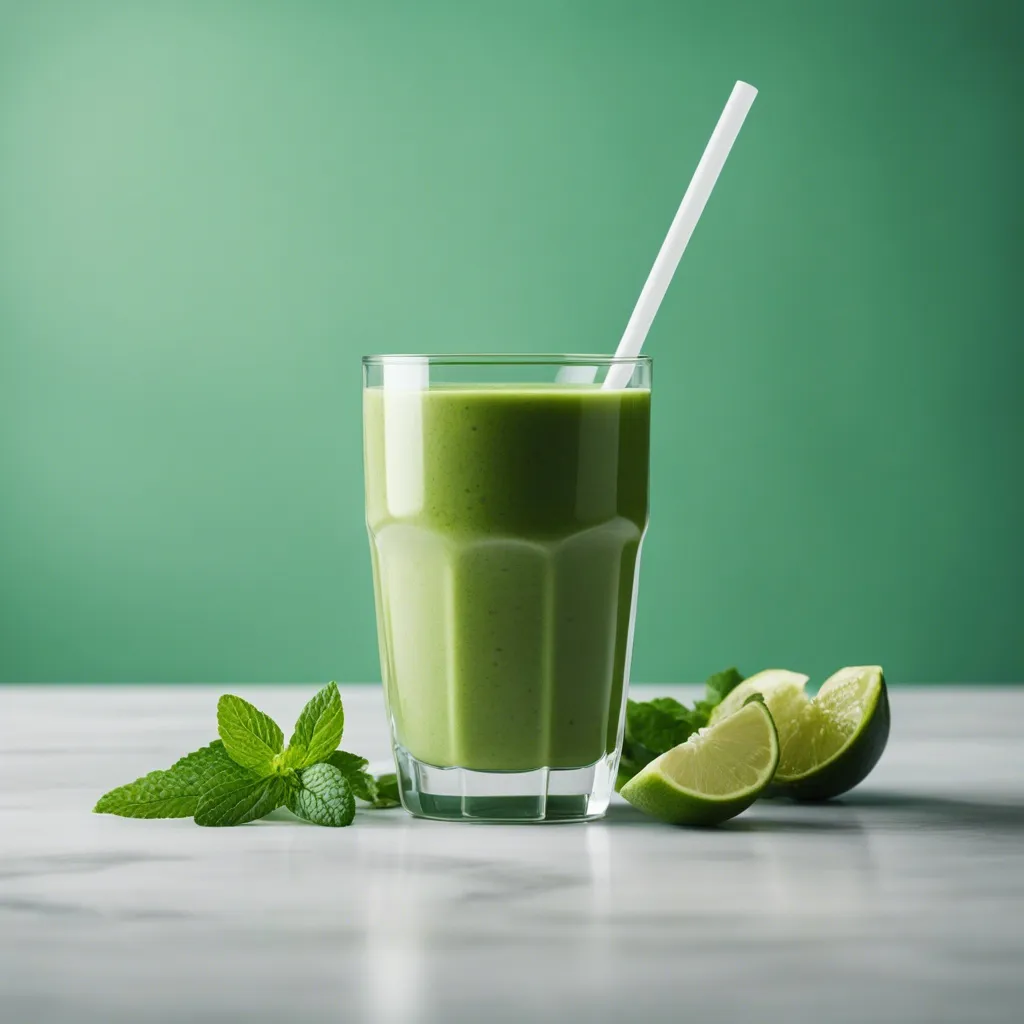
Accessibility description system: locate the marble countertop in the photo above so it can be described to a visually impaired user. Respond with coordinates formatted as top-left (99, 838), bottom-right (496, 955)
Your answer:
top-left (1, 684), bottom-right (1022, 1024)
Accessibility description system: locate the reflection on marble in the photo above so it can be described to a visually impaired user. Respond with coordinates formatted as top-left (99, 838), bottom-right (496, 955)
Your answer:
top-left (1, 685), bottom-right (1023, 1023)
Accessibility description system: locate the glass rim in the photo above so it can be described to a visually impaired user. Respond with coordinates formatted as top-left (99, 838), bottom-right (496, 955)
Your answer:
top-left (362, 353), bottom-right (652, 367)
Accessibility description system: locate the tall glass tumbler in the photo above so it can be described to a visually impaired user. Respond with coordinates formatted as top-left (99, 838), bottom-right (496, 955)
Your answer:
top-left (363, 355), bottom-right (652, 821)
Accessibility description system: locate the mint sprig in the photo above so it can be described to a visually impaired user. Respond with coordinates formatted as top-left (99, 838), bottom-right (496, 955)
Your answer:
top-left (617, 667), bottom-right (746, 791)
top-left (94, 683), bottom-right (399, 827)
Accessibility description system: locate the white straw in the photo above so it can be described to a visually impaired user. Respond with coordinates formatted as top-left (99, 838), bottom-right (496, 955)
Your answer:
top-left (603, 80), bottom-right (758, 389)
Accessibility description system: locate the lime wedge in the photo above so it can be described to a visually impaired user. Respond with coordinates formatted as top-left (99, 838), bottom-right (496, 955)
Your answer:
top-left (619, 698), bottom-right (779, 826)
top-left (713, 668), bottom-right (811, 725)
top-left (711, 665), bottom-right (890, 800)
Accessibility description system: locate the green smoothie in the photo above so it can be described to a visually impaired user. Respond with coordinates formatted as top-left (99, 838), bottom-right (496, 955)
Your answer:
top-left (364, 384), bottom-right (650, 772)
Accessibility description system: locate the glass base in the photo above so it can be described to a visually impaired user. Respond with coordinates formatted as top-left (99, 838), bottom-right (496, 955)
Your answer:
top-left (394, 746), bottom-right (617, 823)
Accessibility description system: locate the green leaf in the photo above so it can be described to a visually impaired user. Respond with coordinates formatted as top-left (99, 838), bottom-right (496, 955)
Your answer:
top-left (326, 750), bottom-right (374, 800)
top-left (326, 750), bottom-right (369, 776)
top-left (648, 696), bottom-right (705, 731)
top-left (216, 695), bottom-right (284, 775)
top-left (325, 750), bottom-right (398, 807)
top-left (94, 741), bottom-right (249, 818)
top-left (646, 696), bottom-right (686, 715)
top-left (348, 771), bottom-right (379, 804)
top-left (691, 699), bottom-right (717, 721)
top-left (194, 772), bottom-right (290, 827)
top-left (372, 772), bottom-right (401, 808)
top-left (704, 667), bottom-right (745, 706)
top-left (288, 763), bottom-right (356, 827)
top-left (285, 682), bottom-right (345, 768)
top-left (625, 699), bottom-right (698, 758)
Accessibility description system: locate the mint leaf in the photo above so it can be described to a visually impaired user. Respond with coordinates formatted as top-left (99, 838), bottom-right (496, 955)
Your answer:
top-left (285, 682), bottom-right (344, 768)
top-left (288, 763), bottom-right (355, 827)
top-left (326, 750), bottom-right (371, 794)
top-left (194, 772), bottom-right (290, 827)
top-left (217, 695), bottom-right (284, 775)
top-left (646, 696), bottom-right (687, 714)
top-left (625, 699), bottom-right (697, 760)
top-left (94, 741), bottom-right (247, 818)
top-left (326, 750), bottom-right (369, 776)
top-left (324, 753), bottom-right (400, 808)
top-left (371, 772), bottom-right (400, 809)
top-left (704, 667), bottom-right (745, 706)
top-left (648, 696), bottom-right (705, 732)
top-left (348, 771), bottom-right (379, 804)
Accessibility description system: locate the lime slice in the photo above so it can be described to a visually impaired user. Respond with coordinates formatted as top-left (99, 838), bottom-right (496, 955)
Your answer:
top-left (619, 699), bottom-right (779, 826)
top-left (712, 668), bottom-right (811, 724)
top-left (711, 665), bottom-right (889, 800)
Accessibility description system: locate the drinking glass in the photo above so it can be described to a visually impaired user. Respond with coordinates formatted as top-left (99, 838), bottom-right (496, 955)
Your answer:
top-left (363, 354), bottom-right (651, 821)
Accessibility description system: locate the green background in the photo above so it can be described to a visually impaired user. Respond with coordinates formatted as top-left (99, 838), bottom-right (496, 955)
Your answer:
top-left (1, 0), bottom-right (1021, 684)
